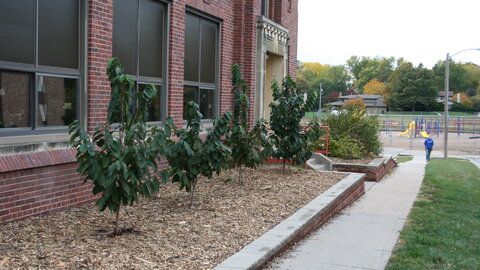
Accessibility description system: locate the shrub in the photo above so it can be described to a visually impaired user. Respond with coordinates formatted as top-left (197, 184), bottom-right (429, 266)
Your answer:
top-left (323, 105), bottom-right (382, 159)
top-left (269, 76), bottom-right (317, 173)
top-left (329, 137), bottom-right (364, 159)
top-left (68, 58), bottom-right (168, 235)
top-left (342, 97), bottom-right (366, 112)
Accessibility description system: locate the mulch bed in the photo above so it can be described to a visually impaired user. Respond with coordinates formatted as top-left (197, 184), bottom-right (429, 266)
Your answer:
top-left (0, 165), bottom-right (344, 270)
top-left (329, 156), bottom-right (375, 164)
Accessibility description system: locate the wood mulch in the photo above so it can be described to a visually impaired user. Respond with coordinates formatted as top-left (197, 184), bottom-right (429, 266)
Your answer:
top-left (329, 156), bottom-right (376, 164)
top-left (0, 165), bottom-right (344, 270)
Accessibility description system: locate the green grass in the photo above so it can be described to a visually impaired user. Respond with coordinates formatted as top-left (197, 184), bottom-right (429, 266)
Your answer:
top-left (396, 156), bottom-right (413, 163)
top-left (386, 158), bottom-right (480, 270)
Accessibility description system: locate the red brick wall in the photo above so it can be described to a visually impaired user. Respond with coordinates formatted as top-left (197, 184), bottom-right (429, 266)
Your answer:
top-left (0, 0), bottom-right (299, 224)
top-left (87, 0), bottom-right (114, 132)
top-left (0, 150), bottom-right (95, 224)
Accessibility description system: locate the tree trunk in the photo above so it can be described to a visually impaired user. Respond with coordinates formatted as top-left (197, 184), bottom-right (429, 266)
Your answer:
top-left (282, 159), bottom-right (286, 174)
top-left (238, 166), bottom-right (244, 186)
top-left (114, 202), bottom-right (121, 235)
top-left (190, 181), bottom-right (197, 208)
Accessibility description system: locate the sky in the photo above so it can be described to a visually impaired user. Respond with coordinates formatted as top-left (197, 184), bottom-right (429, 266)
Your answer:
top-left (298, 0), bottom-right (480, 69)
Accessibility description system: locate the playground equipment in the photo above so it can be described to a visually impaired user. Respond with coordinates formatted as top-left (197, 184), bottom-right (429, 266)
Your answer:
top-left (397, 120), bottom-right (430, 138)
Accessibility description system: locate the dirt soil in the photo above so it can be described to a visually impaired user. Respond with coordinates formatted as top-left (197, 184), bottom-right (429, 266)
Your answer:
top-left (381, 131), bottom-right (480, 155)
top-left (0, 165), bottom-right (343, 270)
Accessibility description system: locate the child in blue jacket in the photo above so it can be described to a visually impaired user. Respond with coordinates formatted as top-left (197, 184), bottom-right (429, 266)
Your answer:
top-left (424, 137), bottom-right (434, 162)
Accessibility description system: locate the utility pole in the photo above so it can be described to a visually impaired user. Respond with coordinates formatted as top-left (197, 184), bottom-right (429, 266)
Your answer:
top-left (443, 48), bottom-right (480, 159)
top-left (317, 83), bottom-right (323, 116)
top-left (444, 53), bottom-right (449, 159)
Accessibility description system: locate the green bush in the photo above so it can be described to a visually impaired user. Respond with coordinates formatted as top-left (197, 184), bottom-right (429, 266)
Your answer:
top-left (323, 106), bottom-right (382, 159)
top-left (329, 137), bottom-right (364, 159)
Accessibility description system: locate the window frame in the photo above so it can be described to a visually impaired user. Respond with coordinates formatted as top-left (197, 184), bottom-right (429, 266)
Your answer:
top-left (112, 0), bottom-right (169, 124)
top-left (183, 8), bottom-right (221, 120)
top-left (0, 0), bottom-right (85, 138)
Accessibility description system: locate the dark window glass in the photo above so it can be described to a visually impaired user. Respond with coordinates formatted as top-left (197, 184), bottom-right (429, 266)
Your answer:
top-left (199, 89), bottom-right (214, 119)
top-left (183, 86), bottom-right (197, 118)
top-left (37, 76), bottom-right (77, 127)
top-left (139, 0), bottom-right (164, 78)
top-left (38, 0), bottom-right (78, 69)
top-left (200, 20), bottom-right (216, 83)
top-left (0, 71), bottom-right (30, 128)
top-left (0, 0), bottom-right (35, 64)
top-left (184, 14), bottom-right (200, 82)
top-left (113, 0), bottom-right (138, 75)
top-left (139, 84), bottom-right (161, 122)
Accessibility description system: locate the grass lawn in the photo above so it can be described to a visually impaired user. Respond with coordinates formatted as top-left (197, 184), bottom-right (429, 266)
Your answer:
top-left (396, 156), bottom-right (413, 163)
top-left (386, 158), bottom-right (480, 270)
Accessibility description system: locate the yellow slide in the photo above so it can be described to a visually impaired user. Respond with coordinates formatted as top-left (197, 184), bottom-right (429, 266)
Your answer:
top-left (398, 129), bottom-right (409, 136)
top-left (398, 121), bottom-right (415, 137)
top-left (420, 131), bottom-right (430, 138)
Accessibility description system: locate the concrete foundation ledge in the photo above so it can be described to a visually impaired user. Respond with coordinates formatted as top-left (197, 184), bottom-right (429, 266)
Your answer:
top-left (332, 155), bottom-right (397, 182)
top-left (214, 172), bottom-right (365, 270)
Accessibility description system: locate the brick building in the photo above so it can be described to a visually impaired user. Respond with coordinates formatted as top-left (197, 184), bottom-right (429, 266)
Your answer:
top-left (0, 0), bottom-right (298, 223)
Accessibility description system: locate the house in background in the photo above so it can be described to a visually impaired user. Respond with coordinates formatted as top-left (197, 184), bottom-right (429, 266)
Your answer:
top-left (0, 0), bottom-right (298, 224)
top-left (437, 91), bottom-right (454, 109)
top-left (328, 94), bottom-right (387, 114)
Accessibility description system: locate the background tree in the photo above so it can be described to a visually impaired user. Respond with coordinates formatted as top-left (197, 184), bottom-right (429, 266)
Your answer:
top-left (432, 60), bottom-right (470, 93)
top-left (464, 63), bottom-right (480, 96)
top-left (346, 56), bottom-right (396, 91)
top-left (455, 92), bottom-right (473, 107)
top-left (269, 77), bottom-right (317, 173)
top-left (363, 78), bottom-right (388, 99)
top-left (388, 62), bottom-right (437, 111)
top-left (296, 62), bottom-right (351, 108)
top-left (68, 58), bottom-right (168, 235)
top-left (226, 64), bottom-right (271, 185)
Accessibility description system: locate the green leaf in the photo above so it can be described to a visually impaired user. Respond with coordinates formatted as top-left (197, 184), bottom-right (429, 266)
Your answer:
top-left (112, 188), bottom-right (121, 203)
top-left (95, 196), bottom-right (108, 211)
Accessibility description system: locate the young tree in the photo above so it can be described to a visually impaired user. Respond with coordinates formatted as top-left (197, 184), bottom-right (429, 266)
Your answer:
top-left (269, 77), bottom-right (317, 173)
top-left (226, 64), bottom-right (271, 184)
top-left (164, 102), bottom-right (232, 207)
top-left (68, 58), bottom-right (168, 235)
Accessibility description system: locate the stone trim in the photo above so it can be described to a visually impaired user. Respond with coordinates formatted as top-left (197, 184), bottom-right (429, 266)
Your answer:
top-left (332, 156), bottom-right (397, 182)
top-left (214, 172), bottom-right (365, 270)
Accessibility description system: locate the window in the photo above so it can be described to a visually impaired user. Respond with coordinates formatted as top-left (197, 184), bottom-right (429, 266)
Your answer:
top-left (113, 0), bottom-right (167, 122)
top-left (184, 12), bottom-right (219, 119)
top-left (261, 0), bottom-right (270, 17)
top-left (0, 0), bottom-right (82, 135)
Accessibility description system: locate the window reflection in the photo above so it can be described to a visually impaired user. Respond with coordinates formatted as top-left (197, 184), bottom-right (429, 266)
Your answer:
top-left (0, 71), bottom-right (30, 128)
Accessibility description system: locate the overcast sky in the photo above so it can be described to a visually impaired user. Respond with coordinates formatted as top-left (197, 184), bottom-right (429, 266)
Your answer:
top-left (298, 0), bottom-right (480, 68)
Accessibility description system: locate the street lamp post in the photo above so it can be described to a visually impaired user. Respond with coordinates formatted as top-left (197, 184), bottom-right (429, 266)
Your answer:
top-left (444, 48), bottom-right (480, 159)
top-left (317, 83), bottom-right (323, 116)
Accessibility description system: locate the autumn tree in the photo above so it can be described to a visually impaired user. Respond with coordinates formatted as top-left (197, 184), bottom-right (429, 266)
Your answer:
top-left (342, 97), bottom-right (366, 112)
top-left (363, 78), bottom-right (388, 99)
top-left (455, 92), bottom-right (473, 107)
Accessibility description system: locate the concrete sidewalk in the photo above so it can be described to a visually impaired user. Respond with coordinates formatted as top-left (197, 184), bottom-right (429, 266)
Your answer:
top-left (269, 152), bottom-right (427, 270)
